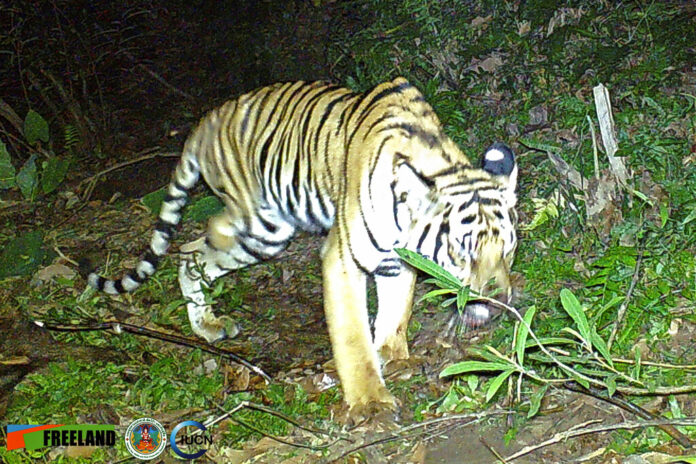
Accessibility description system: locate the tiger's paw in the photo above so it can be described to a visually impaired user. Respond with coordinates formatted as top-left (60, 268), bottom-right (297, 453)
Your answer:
top-left (189, 305), bottom-right (239, 343)
top-left (338, 384), bottom-right (399, 428)
top-left (343, 397), bottom-right (400, 430)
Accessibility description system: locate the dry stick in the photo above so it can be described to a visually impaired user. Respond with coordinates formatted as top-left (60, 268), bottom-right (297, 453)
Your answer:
top-left (503, 418), bottom-right (696, 462)
top-left (566, 382), bottom-right (694, 447)
top-left (33, 319), bottom-right (271, 382)
top-left (78, 148), bottom-right (177, 196)
top-left (480, 437), bottom-right (508, 464)
top-left (327, 411), bottom-right (511, 463)
top-left (210, 401), bottom-right (347, 451)
top-left (52, 149), bottom-right (179, 230)
top-left (607, 244), bottom-right (644, 349)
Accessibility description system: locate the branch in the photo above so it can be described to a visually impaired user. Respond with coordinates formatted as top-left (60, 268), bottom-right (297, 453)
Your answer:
top-left (34, 319), bottom-right (271, 382)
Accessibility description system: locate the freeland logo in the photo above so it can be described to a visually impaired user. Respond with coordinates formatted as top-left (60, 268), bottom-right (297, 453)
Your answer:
top-left (169, 420), bottom-right (212, 459)
top-left (7, 425), bottom-right (116, 451)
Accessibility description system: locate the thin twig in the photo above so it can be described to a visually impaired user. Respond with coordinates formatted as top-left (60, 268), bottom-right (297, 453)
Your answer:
top-left (78, 149), bottom-right (179, 202)
top-left (327, 411), bottom-right (511, 462)
top-left (503, 418), bottom-right (696, 462)
top-left (564, 382), bottom-right (693, 447)
top-left (34, 319), bottom-right (271, 381)
top-left (211, 401), bottom-right (348, 451)
top-left (608, 243), bottom-right (644, 349)
top-left (460, 296), bottom-right (606, 389)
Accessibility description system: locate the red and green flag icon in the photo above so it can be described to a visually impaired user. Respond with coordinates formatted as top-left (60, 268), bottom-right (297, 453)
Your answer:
top-left (7, 424), bottom-right (116, 451)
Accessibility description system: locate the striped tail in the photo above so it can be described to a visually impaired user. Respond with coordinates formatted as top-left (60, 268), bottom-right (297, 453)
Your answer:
top-left (87, 148), bottom-right (201, 295)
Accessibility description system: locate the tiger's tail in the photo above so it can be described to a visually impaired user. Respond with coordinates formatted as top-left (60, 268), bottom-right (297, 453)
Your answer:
top-left (86, 138), bottom-right (202, 295)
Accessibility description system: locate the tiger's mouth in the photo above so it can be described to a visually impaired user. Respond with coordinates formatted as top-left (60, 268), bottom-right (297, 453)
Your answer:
top-left (446, 300), bottom-right (501, 336)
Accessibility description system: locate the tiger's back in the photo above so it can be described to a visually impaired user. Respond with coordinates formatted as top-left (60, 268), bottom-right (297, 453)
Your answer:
top-left (87, 78), bottom-right (518, 418)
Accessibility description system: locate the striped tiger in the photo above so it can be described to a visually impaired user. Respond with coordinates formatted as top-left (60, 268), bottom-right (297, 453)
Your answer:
top-left (87, 78), bottom-right (517, 416)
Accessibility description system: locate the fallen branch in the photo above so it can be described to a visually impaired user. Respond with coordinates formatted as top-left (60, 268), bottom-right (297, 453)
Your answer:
top-left (78, 148), bottom-right (179, 201)
top-left (34, 319), bottom-right (271, 382)
top-left (503, 417), bottom-right (696, 462)
top-left (325, 411), bottom-right (511, 463)
top-left (564, 382), bottom-right (693, 448)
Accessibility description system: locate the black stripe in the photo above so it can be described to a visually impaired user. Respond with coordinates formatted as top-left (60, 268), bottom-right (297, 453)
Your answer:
top-left (96, 276), bottom-right (106, 290)
top-left (431, 163), bottom-right (469, 179)
top-left (155, 219), bottom-right (176, 238)
top-left (238, 239), bottom-right (268, 261)
top-left (395, 154), bottom-right (436, 188)
top-left (479, 197), bottom-right (502, 206)
top-left (143, 250), bottom-right (160, 267)
top-left (163, 193), bottom-right (185, 204)
top-left (379, 122), bottom-right (441, 148)
top-left (258, 214), bottom-right (279, 234)
top-left (432, 218), bottom-right (450, 261)
top-left (313, 91), bottom-right (354, 153)
top-left (460, 214), bottom-right (476, 225)
top-left (174, 179), bottom-right (189, 194)
top-left (114, 279), bottom-right (125, 293)
top-left (205, 236), bottom-right (221, 252)
top-left (416, 223), bottom-right (432, 252)
top-left (359, 205), bottom-right (390, 253)
top-left (374, 266), bottom-right (401, 277)
top-left (128, 270), bottom-right (145, 284)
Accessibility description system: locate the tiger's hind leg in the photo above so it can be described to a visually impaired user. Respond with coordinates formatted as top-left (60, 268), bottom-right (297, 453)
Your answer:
top-left (179, 212), bottom-right (294, 343)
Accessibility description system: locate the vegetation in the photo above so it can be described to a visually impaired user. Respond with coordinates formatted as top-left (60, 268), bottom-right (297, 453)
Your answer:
top-left (1, 0), bottom-right (695, 462)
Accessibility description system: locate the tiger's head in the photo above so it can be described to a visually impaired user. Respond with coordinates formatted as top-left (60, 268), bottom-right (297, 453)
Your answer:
top-left (413, 143), bottom-right (518, 328)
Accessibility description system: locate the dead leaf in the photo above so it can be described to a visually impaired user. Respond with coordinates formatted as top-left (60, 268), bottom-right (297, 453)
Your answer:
top-left (518, 20), bottom-right (531, 36)
top-left (0, 356), bottom-right (30, 365)
top-left (477, 55), bottom-right (503, 73)
top-left (225, 364), bottom-right (251, 391)
top-left (528, 105), bottom-right (549, 126)
top-left (64, 446), bottom-right (97, 459)
top-left (470, 15), bottom-right (492, 28)
top-left (34, 263), bottom-right (76, 283)
top-left (407, 441), bottom-right (427, 464)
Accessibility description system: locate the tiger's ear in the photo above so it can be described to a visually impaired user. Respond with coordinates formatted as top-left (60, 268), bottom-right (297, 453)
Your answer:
top-left (481, 142), bottom-right (517, 192)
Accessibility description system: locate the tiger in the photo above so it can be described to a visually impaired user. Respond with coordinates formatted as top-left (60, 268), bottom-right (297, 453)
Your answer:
top-left (86, 77), bottom-right (518, 417)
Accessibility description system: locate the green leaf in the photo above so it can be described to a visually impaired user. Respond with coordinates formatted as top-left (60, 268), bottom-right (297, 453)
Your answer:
top-left (24, 109), bottom-right (50, 145)
top-left (667, 456), bottom-right (696, 464)
top-left (564, 368), bottom-right (590, 389)
top-left (527, 384), bottom-right (548, 418)
top-left (590, 328), bottom-right (613, 367)
top-left (0, 230), bottom-right (54, 278)
top-left (525, 337), bottom-right (577, 348)
top-left (516, 305), bottom-right (536, 365)
top-left (682, 206), bottom-right (696, 225)
top-left (560, 289), bottom-right (591, 344)
top-left (606, 375), bottom-right (617, 397)
top-left (184, 195), bottom-right (224, 222)
top-left (485, 369), bottom-right (514, 402)
top-left (440, 360), bottom-right (511, 378)
top-left (456, 286), bottom-right (470, 309)
top-left (141, 188), bottom-right (167, 215)
top-left (0, 140), bottom-right (16, 190)
top-left (16, 155), bottom-right (38, 200)
top-left (41, 157), bottom-right (70, 194)
top-left (419, 287), bottom-right (456, 303)
top-left (395, 248), bottom-right (462, 289)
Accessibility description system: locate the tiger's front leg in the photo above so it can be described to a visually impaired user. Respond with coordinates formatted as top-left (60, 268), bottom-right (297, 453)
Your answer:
top-left (373, 268), bottom-right (416, 363)
top-left (321, 229), bottom-right (396, 416)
